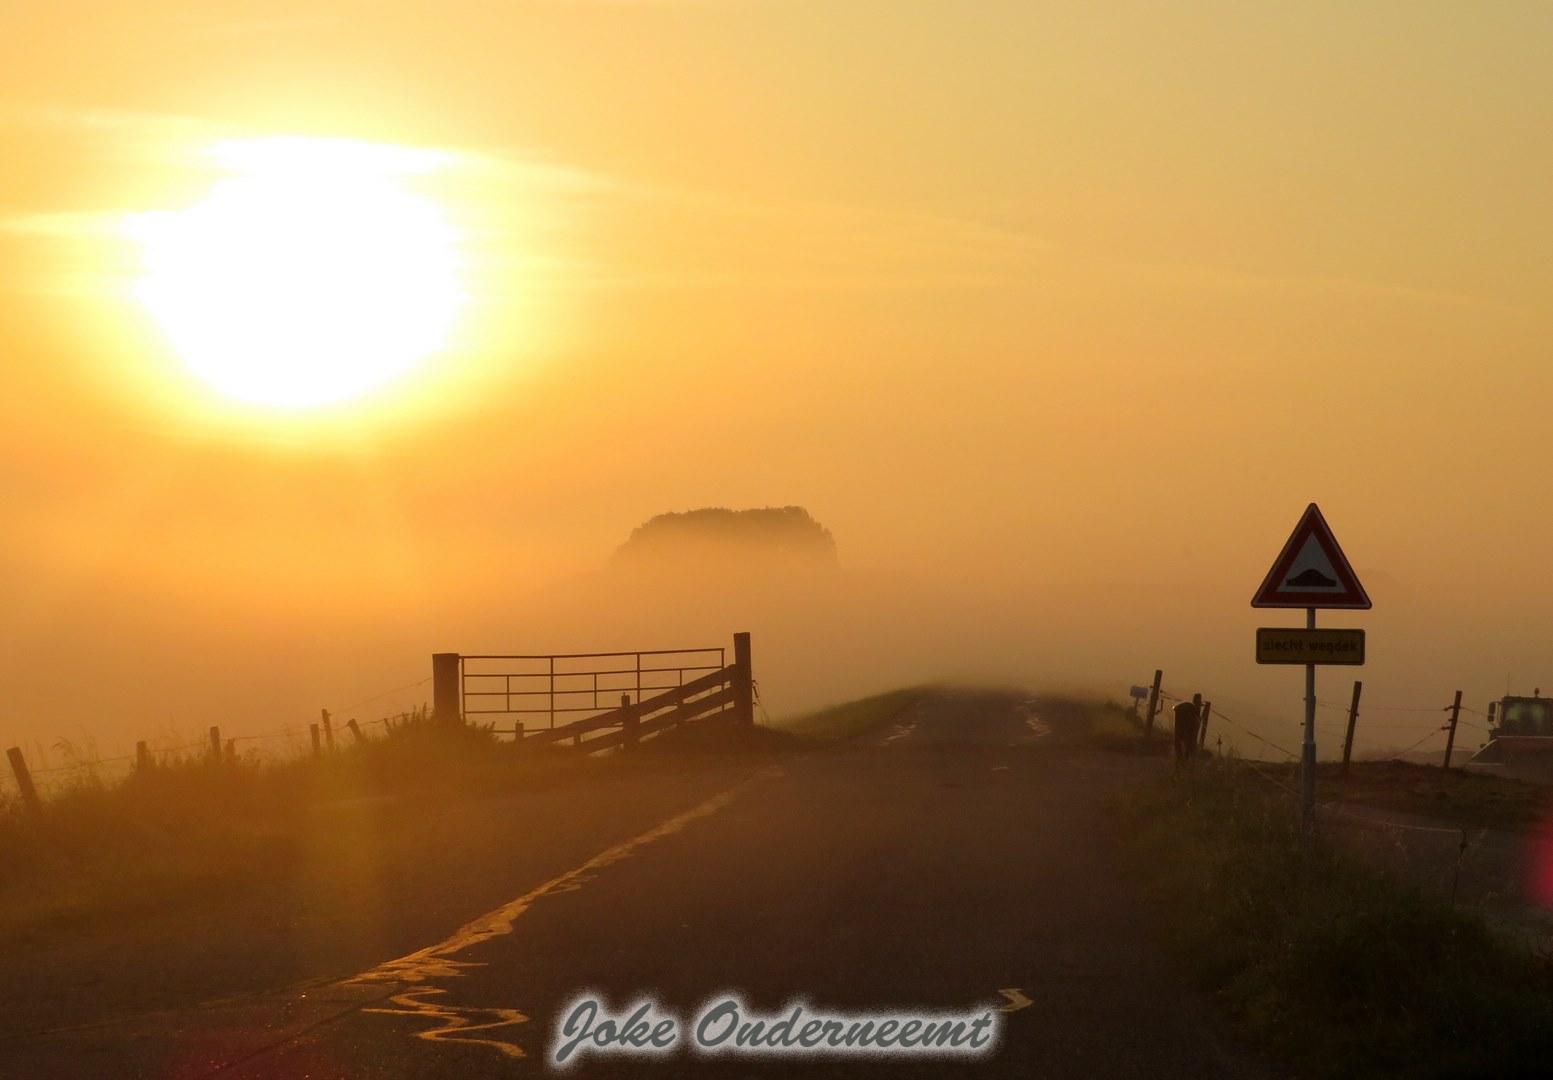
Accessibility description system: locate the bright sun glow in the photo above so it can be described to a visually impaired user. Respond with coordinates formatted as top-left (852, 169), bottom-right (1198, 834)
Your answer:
top-left (126, 137), bottom-right (466, 409)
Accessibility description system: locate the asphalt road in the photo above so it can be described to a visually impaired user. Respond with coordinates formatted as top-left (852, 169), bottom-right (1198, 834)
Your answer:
top-left (4, 691), bottom-right (1258, 1079)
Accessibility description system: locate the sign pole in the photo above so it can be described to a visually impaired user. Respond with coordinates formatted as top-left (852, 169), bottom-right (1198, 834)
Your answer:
top-left (1251, 504), bottom-right (1369, 840)
top-left (1301, 606), bottom-right (1317, 836)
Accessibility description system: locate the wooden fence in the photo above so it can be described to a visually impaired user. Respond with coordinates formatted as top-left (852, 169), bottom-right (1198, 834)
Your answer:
top-left (2, 633), bottom-right (757, 813)
top-left (432, 631), bottom-right (754, 753)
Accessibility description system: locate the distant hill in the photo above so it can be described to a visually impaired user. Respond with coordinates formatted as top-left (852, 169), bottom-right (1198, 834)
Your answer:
top-left (613, 506), bottom-right (837, 567)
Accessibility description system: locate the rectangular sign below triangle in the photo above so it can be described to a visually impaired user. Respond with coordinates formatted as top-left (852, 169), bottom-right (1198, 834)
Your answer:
top-left (1251, 503), bottom-right (1372, 610)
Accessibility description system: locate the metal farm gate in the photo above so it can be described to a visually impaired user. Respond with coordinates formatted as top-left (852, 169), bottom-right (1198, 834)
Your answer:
top-left (428, 632), bottom-right (753, 752)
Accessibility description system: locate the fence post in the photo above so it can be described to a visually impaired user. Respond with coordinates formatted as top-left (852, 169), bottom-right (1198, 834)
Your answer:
top-left (732, 632), bottom-right (754, 726)
top-left (1144, 670), bottom-right (1163, 739)
top-left (346, 718), bottom-right (365, 745)
top-left (432, 652), bottom-right (462, 726)
top-left (1443, 690), bottom-right (1463, 770)
top-left (1198, 702), bottom-right (1212, 751)
top-left (1341, 680), bottom-right (1363, 777)
top-left (136, 740), bottom-right (152, 772)
top-left (208, 726), bottom-right (222, 763)
top-left (6, 747), bottom-right (41, 814)
top-left (319, 709), bottom-right (334, 751)
top-left (225, 738), bottom-right (237, 763)
top-left (310, 723), bottom-right (322, 757)
top-left (621, 694), bottom-right (639, 751)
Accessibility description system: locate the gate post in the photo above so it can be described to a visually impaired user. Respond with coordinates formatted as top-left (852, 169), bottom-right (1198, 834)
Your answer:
top-left (732, 632), bottom-right (754, 727)
top-left (621, 694), bottom-right (639, 751)
top-left (432, 653), bottom-right (463, 726)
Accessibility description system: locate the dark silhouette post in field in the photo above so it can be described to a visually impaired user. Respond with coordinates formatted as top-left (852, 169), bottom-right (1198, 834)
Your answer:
top-left (432, 652), bottom-right (462, 726)
top-left (1442, 689), bottom-right (1463, 770)
top-left (6, 747), bottom-right (41, 814)
top-left (733, 632), bottom-right (754, 726)
top-left (1144, 670), bottom-right (1163, 739)
top-left (1341, 680), bottom-right (1363, 777)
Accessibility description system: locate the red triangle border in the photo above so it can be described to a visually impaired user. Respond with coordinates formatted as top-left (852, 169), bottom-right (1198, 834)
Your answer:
top-left (1251, 503), bottom-right (1372, 610)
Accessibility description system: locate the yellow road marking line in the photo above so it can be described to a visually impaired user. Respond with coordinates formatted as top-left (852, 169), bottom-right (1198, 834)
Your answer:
top-left (1021, 707), bottom-right (1051, 740)
top-left (362, 988), bottom-right (530, 1059)
top-left (997, 988), bottom-right (1033, 1013)
top-left (348, 766), bottom-right (781, 1058)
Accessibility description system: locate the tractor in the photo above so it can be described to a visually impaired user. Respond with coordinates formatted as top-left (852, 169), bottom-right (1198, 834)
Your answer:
top-left (1465, 691), bottom-right (1553, 779)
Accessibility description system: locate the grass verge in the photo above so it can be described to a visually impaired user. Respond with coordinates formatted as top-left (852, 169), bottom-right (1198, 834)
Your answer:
top-left (1082, 699), bottom-right (1169, 755)
top-left (0, 689), bottom-right (911, 945)
top-left (1324, 759), bottom-right (1553, 829)
top-left (1205, 758), bottom-right (1553, 831)
top-left (774, 688), bottom-right (929, 742)
top-left (0, 718), bottom-right (593, 943)
top-left (1118, 758), bottom-right (1553, 1078)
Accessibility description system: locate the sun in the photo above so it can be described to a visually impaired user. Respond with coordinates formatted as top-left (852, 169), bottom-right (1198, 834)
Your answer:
top-left (126, 137), bottom-right (466, 410)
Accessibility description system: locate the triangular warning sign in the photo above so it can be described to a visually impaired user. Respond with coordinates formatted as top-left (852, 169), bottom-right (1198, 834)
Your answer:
top-left (1251, 504), bottom-right (1371, 609)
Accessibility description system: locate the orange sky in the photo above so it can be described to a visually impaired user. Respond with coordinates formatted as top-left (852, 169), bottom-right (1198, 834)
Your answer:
top-left (2, 2), bottom-right (1552, 760)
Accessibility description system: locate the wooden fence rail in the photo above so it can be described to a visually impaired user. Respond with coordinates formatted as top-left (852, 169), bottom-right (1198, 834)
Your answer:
top-left (434, 632), bottom-right (754, 754)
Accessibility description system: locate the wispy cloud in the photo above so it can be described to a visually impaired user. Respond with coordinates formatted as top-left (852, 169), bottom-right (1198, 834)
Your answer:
top-left (0, 102), bottom-right (1044, 295)
top-left (4, 101), bottom-right (1503, 311)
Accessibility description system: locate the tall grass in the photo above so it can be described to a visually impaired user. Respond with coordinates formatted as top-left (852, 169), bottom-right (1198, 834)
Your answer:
top-left (1119, 758), bottom-right (1553, 1078)
top-left (0, 711), bottom-right (582, 940)
top-left (1082, 699), bottom-right (1169, 755)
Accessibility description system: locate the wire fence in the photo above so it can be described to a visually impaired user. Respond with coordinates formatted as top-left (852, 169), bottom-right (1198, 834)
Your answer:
top-left (1126, 672), bottom-right (1553, 930)
top-left (1133, 701), bottom-right (1540, 945)
top-left (1225, 746), bottom-right (1548, 928)
top-left (2, 676), bottom-right (434, 802)
top-left (1135, 678), bottom-right (1502, 767)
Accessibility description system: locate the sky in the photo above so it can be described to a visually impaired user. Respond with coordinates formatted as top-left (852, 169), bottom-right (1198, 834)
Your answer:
top-left (2, 1), bottom-right (1552, 765)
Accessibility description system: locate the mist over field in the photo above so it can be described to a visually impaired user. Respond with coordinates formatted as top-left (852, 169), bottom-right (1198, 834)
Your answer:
top-left (1, 477), bottom-right (1539, 765)
top-left (8, 7), bottom-right (1553, 1079)
top-left (3, 1), bottom-right (1551, 768)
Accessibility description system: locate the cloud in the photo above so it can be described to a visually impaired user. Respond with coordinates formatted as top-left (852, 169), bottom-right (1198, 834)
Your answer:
top-left (0, 100), bottom-right (1058, 298)
top-left (0, 105), bottom-right (614, 226)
